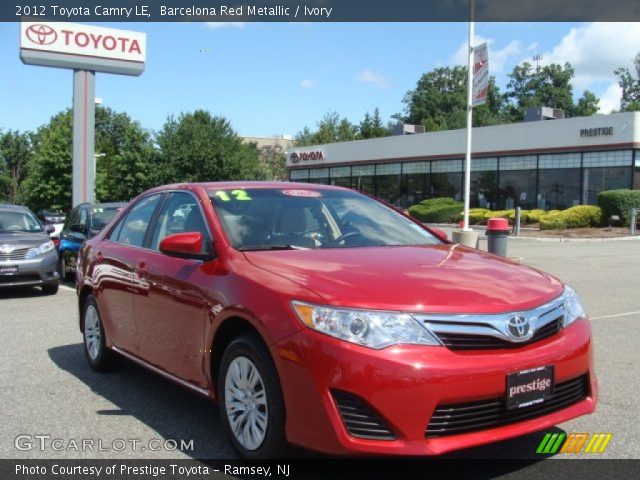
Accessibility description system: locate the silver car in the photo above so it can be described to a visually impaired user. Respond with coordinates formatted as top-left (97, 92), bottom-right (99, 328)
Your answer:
top-left (0, 204), bottom-right (60, 294)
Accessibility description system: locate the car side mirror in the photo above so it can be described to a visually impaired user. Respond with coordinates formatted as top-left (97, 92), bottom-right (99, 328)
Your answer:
top-left (159, 232), bottom-right (214, 261)
top-left (45, 225), bottom-right (55, 234)
top-left (430, 227), bottom-right (449, 242)
top-left (70, 224), bottom-right (88, 236)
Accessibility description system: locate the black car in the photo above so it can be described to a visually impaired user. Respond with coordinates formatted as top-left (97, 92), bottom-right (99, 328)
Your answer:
top-left (58, 202), bottom-right (125, 280)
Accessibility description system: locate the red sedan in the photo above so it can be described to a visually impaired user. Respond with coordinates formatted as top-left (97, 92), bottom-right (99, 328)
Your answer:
top-left (76, 182), bottom-right (596, 458)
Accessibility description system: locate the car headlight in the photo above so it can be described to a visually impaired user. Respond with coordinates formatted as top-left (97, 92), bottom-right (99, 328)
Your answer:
top-left (291, 301), bottom-right (440, 349)
top-left (26, 241), bottom-right (55, 259)
top-left (563, 285), bottom-right (586, 327)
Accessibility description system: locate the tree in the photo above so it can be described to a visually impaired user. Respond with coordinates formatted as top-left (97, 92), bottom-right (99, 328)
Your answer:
top-left (503, 62), bottom-right (598, 120)
top-left (360, 108), bottom-right (391, 139)
top-left (615, 51), bottom-right (640, 111)
top-left (94, 106), bottom-right (157, 202)
top-left (20, 110), bottom-right (73, 212)
top-left (0, 130), bottom-right (33, 204)
top-left (402, 66), bottom-right (504, 132)
top-left (295, 112), bottom-right (360, 147)
top-left (574, 90), bottom-right (600, 117)
top-left (156, 110), bottom-right (265, 183)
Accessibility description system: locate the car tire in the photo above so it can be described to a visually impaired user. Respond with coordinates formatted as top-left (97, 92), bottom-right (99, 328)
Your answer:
top-left (218, 333), bottom-right (289, 459)
top-left (82, 295), bottom-right (119, 372)
top-left (58, 256), bottom-right (70, 282)
top-left (42, 283), bottom-right (59, 295)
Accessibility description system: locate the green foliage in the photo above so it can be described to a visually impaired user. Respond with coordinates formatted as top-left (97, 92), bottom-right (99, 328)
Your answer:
top-left (20, 110), bottom-right (73, 212)
top-left (539, 206), bottom-right (602, 230)
top-left (408, 197), bottom-right (463, 223)
top-left (524, 209), bottom-right (546, 224)
top-left (0, 130), bottom-right (33, 204)
top-left (295, 109), bottom-right (390, 147)
top-left (402, 66), bottom-right (504, 131)
top-left (94, 107), bottom-right (157, 203)
top-left (483, 209), bottom-right (515, 224)
top-left (615, 52), bottom-right (640, 112)
top-left (466, 208), bottom-right (490, 224)
top-left (574, 90), bottom-right (600, 117)
top-left (598, 189), bottom-right (640, 225)
top-left (156, 110), bottom-right (266, 184)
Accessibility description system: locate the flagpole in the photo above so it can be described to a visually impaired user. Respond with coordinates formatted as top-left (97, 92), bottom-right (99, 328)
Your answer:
top-left (462, 0), bottom-right (475, 232)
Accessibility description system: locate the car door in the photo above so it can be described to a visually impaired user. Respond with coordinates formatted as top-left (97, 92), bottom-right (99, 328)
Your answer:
top-left (60, 207), bottom-right (86, 271)
top-left (133, 191), bottom-right (217, 387)
top-left (95, 194), bottom-right (164, 355)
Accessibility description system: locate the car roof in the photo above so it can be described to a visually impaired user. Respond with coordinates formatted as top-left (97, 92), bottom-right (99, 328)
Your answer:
top-left (0, 204), bottom-right (33, 213)
top-left (78, 202), bottom-right (127, 209)
top-left (149, 181), bottom-right (346, 192)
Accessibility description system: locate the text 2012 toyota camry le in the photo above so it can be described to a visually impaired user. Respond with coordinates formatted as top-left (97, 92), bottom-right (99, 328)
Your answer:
top-left (76, 182), bottom-right (596, 458)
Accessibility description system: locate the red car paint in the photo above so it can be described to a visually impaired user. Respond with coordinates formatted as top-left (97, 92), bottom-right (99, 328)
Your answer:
top-left (76, 182), bottom-right (596, 456)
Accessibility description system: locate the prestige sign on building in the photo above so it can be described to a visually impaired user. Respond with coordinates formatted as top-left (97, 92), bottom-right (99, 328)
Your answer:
top-left (19, 21), bottom-right (146, 206)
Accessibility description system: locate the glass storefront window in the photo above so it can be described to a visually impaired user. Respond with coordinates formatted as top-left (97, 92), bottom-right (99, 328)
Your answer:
top-left (290, 169), bottom-right (309, 181)
top-left (308, 168), bottom-right (329, 185)
top-left (400, 162), bottom-right (429, 208)
top-left (351, 165), bottom-right (375, 194)
top-left (471, 158), bottom-right (497, 209)
top-left (498, 156), bottom-right (537, 209)
top-left (330, 166), bottom-right (351, 188)
top-left (375, 163), bottom-right (402, 203)
top-left (431, 160), bottom-right (462, 200)
top-left (538, 154), bottom-right (581, 210)
top-left (583, 167), bottom-right (632, 205)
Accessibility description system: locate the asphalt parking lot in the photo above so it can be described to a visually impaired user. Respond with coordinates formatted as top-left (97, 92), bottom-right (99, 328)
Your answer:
top-left (1, 238), bottom-right (639, 462)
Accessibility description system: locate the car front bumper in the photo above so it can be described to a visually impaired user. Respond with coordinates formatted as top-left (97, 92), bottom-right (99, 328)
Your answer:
top-left (273, 318), bottom-right (596, 456)
top-left (0, 251), bottom-right (60, 288)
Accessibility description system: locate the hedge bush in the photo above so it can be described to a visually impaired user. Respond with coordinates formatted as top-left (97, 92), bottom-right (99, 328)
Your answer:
top-left (597, 189), bottom-right (640, 225)
top-left (539, 205), bottom-right (602, 230)
top-left (524, 209), bottom-right (546, 224)
top-left (483, 209), bottom-right (515, 224)
top-left (408, 198), bottom-right (463, 223)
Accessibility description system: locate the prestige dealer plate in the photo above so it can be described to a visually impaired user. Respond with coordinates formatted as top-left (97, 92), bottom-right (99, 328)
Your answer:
top-left (506, 366), bottom-right (554, 410)
top-left (0, 264), bottom-right (19, 275)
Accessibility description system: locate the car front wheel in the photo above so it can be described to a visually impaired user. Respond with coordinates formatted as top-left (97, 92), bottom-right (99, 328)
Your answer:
top-left (218, 333), bottom-right (288, 459)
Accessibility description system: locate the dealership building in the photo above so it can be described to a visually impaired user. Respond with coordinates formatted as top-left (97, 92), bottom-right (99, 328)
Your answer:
top-left (286, 111), bottom-right (640, 210)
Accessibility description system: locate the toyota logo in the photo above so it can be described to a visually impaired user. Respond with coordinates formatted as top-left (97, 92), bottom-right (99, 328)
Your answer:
top-left (26, 24), bottom-right (58, 46)
top-left (506, 315), bottom-right (531, 341)
top-left (289, 152), bottom-right (300, 163)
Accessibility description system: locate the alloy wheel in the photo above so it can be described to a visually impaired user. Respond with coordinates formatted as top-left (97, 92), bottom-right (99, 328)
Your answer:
top-left (224, 356), bottom-right (268, 451)
top-left (84, 304), bottom-right (101, 361)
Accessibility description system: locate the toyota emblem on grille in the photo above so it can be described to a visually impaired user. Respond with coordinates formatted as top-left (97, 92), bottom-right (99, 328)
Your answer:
top-left (506, 315), bottom-right (531, 341)
top-left (26, 24), bottom-right (58, 46)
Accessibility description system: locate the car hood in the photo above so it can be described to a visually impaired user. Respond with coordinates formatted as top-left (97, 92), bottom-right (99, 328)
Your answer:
top-left (243, 244), bottom-right (564, 314)
top-left (0, 232), bottom-right (51, 249)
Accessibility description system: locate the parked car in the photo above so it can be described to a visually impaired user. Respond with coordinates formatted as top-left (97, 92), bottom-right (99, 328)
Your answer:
top-left (0, 204), bottom-right (59, 294)
top-left (58, 202), bottom-right (125, 280)
top-left (37, 209), bottom-right (66, 248)
top-left (76, 183), bottom-right (596, 459)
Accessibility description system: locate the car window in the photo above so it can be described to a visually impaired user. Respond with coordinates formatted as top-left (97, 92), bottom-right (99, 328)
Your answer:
top-left (0, 210), bottom-right (43, 233)
top-left (65, 208), bottom-right (80, 230)
top-left (150, 192), bottom-right (209, 252)
top-left (112, 194), bottom-right (162, 247)
top-left (90, 206), bottom-right (122, 233)
top-left (79, 207), bottom-right (88, 226)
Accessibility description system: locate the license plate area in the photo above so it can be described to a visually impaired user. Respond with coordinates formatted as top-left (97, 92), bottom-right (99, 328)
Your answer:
top-left (0, 265), bottom-right (19, 275)
top-left (506, 366), bottom-right (554, 410)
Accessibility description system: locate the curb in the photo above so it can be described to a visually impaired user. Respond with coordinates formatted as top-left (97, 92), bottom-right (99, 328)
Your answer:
top-left (424, 224), bottom-right (640, 243)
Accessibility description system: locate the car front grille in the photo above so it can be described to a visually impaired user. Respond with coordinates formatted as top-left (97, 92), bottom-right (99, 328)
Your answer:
top-left (435, 316), bottom-right (563, 350)
top-left (0, 247), bottom-right (31, 261)
top-left (425, 375), bottom-right (589, 437)
top-left (331, 389), bottom-right (396, 440)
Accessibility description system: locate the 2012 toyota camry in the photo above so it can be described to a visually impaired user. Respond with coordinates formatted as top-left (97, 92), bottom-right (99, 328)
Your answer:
top-left (76, 182), bottom-right (597, 458)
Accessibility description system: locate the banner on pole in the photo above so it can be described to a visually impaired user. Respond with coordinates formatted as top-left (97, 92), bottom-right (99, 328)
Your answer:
top-left (472, 42), bottom-right (489, 107)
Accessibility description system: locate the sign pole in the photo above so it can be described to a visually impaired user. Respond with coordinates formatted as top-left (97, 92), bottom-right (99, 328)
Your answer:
top-left (72, 69), bottom-right (96, 206)
top-left (462, 0), bottom-right (475, 231)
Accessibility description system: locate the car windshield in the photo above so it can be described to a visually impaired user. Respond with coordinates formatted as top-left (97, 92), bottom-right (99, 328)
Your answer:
top-left (209, 188), bottom-right (439, 251)
top-left (0, 210), bottom-right (43, 233)
top-left (90, 206), bottom-right (121, 232)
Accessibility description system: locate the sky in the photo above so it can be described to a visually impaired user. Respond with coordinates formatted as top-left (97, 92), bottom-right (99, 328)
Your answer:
top-left (1, 21), bottom-right (639, 138)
